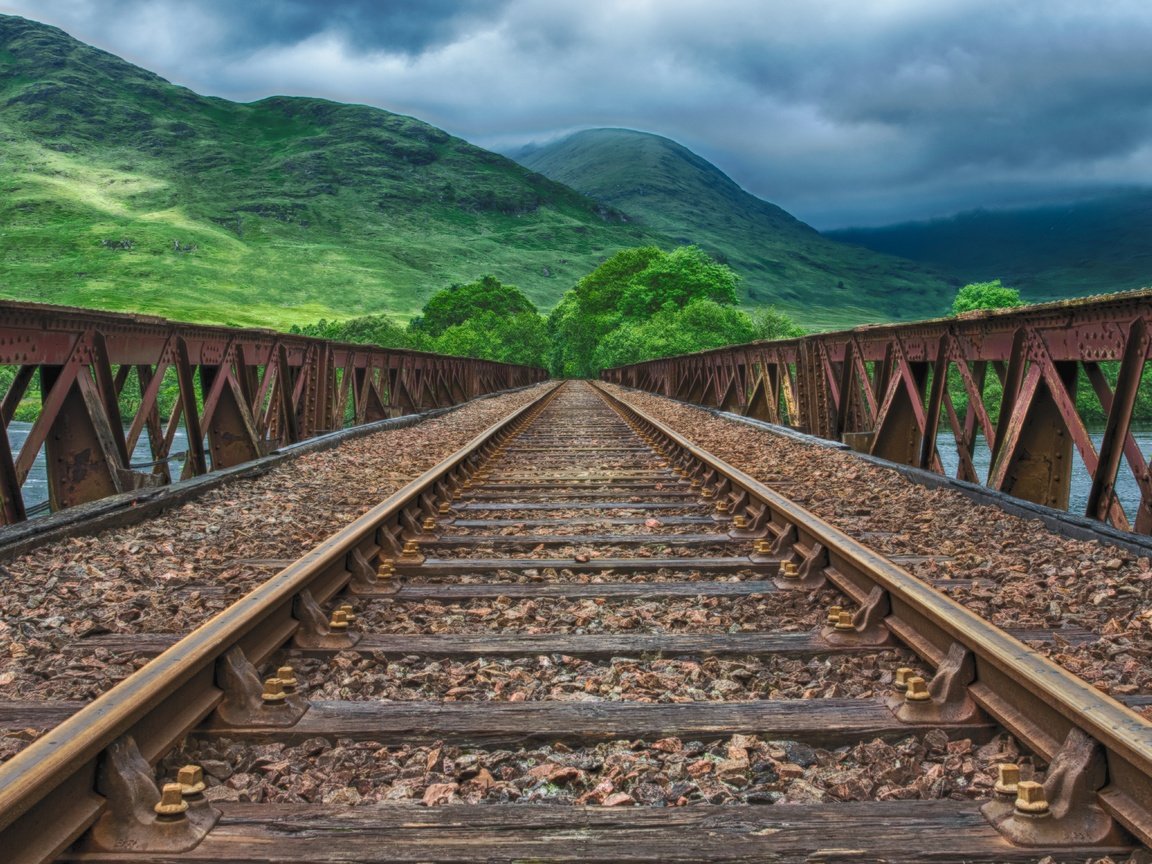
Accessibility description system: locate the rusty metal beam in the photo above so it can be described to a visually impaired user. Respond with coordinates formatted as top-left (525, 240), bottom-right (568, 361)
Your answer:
top-left (603, 289), bottom-right (1152, 534)
top-left (0, 302), bottom-right (546, 524)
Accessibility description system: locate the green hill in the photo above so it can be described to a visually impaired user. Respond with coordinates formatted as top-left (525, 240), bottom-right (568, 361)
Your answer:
top-left (512, 128), bottom-right (956, 328)
top-left (825, 191), bottom-right (1152, 303)
top-left (0, 15), bottom-right (662, 327)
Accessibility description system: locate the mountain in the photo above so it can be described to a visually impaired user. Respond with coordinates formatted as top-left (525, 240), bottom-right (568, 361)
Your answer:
top-left (825, 192), bottom-right (1152, 302)
top-left (0, 15), bottom-right (663, 327)
top-left (511, 128), bottom-right (956, 328)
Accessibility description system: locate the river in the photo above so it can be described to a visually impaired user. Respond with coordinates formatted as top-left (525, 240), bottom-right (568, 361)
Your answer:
top-left (7, 420), bottom-right (189, 514)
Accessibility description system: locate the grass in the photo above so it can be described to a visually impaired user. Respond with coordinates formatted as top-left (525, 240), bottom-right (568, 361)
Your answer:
top-left (0, 15), bottom-right (661, 327)
top-left (513, 128), bottom-right (959, 328)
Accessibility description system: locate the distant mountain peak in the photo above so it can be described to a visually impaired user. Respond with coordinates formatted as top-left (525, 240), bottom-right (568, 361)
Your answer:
top-left (513, 127), bottom-right (953, 326)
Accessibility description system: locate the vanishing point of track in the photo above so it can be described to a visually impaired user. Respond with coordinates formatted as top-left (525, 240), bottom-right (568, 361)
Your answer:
top-left (1, 380), bottom-right (1150, 862)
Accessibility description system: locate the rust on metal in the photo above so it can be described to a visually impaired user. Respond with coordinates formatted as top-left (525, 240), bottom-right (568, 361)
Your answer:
top-left (0, 383), bottom-right (561, 863)
top-left (592, 380), bottom-right (1152, 848)
top-left (0, 301), bottom-right (546, 525)
top-left (602, 289), bottom-right (1152, 533)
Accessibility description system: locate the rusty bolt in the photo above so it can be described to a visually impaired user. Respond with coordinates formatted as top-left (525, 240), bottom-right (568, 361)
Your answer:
top-left (329, 609), bottom-right (350, 632)
top-left (689, 477), bottom-right (703, 488)
top-left (177, 765), bottom-right (206, 797)
top-left (994, 763), bottom-right (1020, 797)
top-left (893, 667), bottom-right (915, 692)
top-left (438, 501), bottom-right (451, 515)
top-left (833, 610), bottom-right (856, 632)
top-left (701, 486), bottom-right (716, 499)
top-left (714, 500), bottom-right (730, 513)
top-left (262, 677), bottom-right (287, 705)
top-left (1014, 781), bottom-right (1050, 816)
top-left (340, 603), bottom-right (357, 624)
top-left (422, 517), bottom-right (437, 532)
top-left (154, 783), bottom-right (189, 819)
top-left (277, 665), bottom-right (298, 693)
top-left (402, 540), bottom-right (420, 556)
top-left (904, 676), bottom-right (931, 702)
top-left (826, 605), bottom-right (843, 625)
top-left (732, 515), bottom-right (749, 529)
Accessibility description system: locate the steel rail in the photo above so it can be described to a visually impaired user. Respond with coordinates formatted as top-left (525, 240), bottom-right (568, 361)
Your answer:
top-left (0, 382), bottom-right (563, 864)
top-left (592, 381), bottom-right (1152, 847)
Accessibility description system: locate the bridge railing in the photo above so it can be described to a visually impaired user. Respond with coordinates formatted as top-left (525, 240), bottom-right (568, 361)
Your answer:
top-left (0, 301), bottom-right (547, 525)
top-left (602, 289), bottom-right (1152, 534)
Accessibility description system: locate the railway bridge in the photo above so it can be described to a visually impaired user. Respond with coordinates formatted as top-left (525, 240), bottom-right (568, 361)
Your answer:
top-left (0, 294), bottom-right (1150, 863)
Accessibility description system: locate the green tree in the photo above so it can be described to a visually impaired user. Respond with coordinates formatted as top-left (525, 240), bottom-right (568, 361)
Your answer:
top-left (951, 279), bottom-right (1024, 315)
top-left (592, 300), bottom-right (761, 370)
top-left (410, 275), bottom-right (538, 338)
top-left (290, 313), bottom-right (412, 349)
top-left (432, 310), bottom-right (549, 367)
top-left (547, 245), bottom-right (745, 377)
top-left (749, 306), bottom-right (806, 340)
top-left (618, 245), bottom-right (741, 318)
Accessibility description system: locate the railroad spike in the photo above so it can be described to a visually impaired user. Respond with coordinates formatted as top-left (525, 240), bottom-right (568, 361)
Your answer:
top-left (292, 590), bottom-right (361, 649)
top-left (773, 541), bottom-right (829, 589)
top-left (888, 643), bottom-right (980, 723)
top-left (262, 677), bottom-right (288, 705)
top-left (892, 666), bottom-right (915, 692)
top-left (993, 763), bottom-right (1021, 799)
top-left (277, 665), bottom-right (299, 694)
top-left (397, 537), bottom-right (426, 565)
top-left (154, 783), bottom-right (190, 820)
top-left (903, 676), bottom-right (931, 701)
top-left (983, 728), bottom-right (1128, 847)
top-left (177, 765), bottom-right (208, 803)
top-left (77, 735), bottom-right (219, 853)
top-left (729, 506), bottom-right (770, 539)
top-left (820, 586), bottom-right (892, 645)
top-left (211, 646), bottom-right (309, 728)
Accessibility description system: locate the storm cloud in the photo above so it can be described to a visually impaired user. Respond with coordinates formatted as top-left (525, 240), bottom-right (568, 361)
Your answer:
top-left (4, 0), bottom-right (1152, 227)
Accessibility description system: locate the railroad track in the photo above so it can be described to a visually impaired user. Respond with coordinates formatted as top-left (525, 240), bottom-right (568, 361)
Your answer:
top-left (1, 379), bottom-right (1150, 862)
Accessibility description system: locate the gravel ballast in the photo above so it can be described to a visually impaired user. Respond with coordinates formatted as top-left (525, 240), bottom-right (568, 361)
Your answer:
top-left (604, 384), bottom-right (1152, 705)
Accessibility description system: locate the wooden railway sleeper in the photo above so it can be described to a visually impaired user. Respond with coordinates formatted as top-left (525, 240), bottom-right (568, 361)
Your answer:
top-left (291, 590), bottom-right (361, 650)
top-left (212, 646), bottom-right (309, 728)
top-left (983, 728), bottom-right (1130, 848)
top-left (77, 736), bottom-right (219, 855)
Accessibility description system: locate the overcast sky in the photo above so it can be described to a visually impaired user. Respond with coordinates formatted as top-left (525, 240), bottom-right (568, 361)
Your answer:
top-left (5, 0), bottom-right (1152, 227)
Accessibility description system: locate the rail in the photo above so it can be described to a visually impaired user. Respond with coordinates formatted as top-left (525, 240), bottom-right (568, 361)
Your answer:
top-left (0, 379), bottom-right (1148, 859)
top-left (0, 301), bottom-right (547, 524)
top-left (595, 381), bottom-right (1152, 847)
top-left (601, 289), bottom-right (1152, 534)
top-left (0, 381), bottom-right (562, 864)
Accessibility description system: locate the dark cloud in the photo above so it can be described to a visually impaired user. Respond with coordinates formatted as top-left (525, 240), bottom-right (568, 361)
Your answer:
top-left (4, 0), bottom-right (1152, 227)
top-left (26, 0), bottom-right (513, 56)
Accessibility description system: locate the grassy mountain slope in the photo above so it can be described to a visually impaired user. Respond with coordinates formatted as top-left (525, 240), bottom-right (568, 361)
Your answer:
top-left (0, 15), bottom-right (661, 327)
top-left (512, 128), bottom-right (956, 328)
top-left (826, 191), bottom-right (1152, 302)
